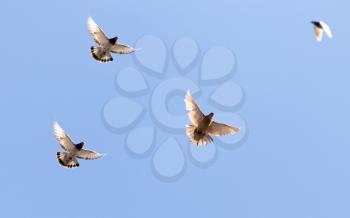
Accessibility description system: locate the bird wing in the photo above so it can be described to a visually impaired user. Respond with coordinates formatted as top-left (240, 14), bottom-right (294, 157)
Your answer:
top-left (320, 21), bottom-right (333, 38)
top-left (87, 17), bottom-right (109, 46)
top-left (76, 149), bottom-right (103, 160)
top-left (314, 26), bottom-right (324, 42)
top-left (110, 43), bottom-right (136, 54)
top-left (184, 91), bottom-right (204, 126)
top-left (207, 121), bottom-right (239, 136)
top-left (53, 122), bottom-right (75, 151)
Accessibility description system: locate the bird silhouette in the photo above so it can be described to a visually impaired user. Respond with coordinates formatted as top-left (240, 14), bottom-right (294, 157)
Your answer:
top-left (311, 21), bottom-right (333, 42)
top-left (53, 121), bottom-right (104, 168)
top-left (184, 91), bottom-right (240, 146)
top-left (87, 17), bottom-right (136, 63)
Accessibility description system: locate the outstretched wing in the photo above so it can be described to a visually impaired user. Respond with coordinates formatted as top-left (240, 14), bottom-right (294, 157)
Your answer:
top-left (53, 121), bottom-right (75, 151)
top-left (76, 149), bottom-right (103, 160)
top-left (87, 17), bottom-right (109, 46)
top-left (110, 43), bottom-right (136, 54)
top-left (320, 21), bottom-right (333, 38)
top-left (207, 121), bottom-right (239, 136)
top-left (184, 91), bottom-right (204, 126)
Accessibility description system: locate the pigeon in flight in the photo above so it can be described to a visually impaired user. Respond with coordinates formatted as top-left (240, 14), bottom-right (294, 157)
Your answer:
top-left (311, 21), bottom-right (333, 42)
top-left (87, 16), bottom-right (136, 63)
top-left (53, 121), bottom-right (104, 168)
top-left (184, 91), bottom-right (240, 146)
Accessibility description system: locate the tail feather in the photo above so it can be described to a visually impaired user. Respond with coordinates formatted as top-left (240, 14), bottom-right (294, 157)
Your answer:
top-left (186, 125), bottom-right (213, 146)
top-left (90, 46), bottom-right (113, 63)
top-left (56, 152), bottom-right (79, 168)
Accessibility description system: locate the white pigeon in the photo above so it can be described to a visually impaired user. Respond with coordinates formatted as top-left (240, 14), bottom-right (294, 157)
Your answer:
top-left (311, 21), bottom-right (333, 42)
top-left (87, 16), bottom-right (136, 63)
top-left (184, 91), bottom-right (240, 146)
top-left (53, 121), bottom-right (104, 168)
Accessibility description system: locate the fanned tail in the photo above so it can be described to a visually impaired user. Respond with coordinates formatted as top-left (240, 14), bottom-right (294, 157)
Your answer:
top-left (90, 46), bottom-right (113, 63)
top-left (56, 152), bottom-right (79, 168)
top-left (186, 125), bottom-right (213, 146)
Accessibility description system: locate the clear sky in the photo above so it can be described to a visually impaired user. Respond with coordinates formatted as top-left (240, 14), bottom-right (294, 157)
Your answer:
top-left (1, 0), bottom-right (350, 217)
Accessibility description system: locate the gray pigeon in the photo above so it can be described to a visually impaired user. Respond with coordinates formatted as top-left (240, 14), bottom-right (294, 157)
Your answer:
top-left (87, 17), bottom-right (136, 63)
top-left (184, 91), bottom-right (240, 146)
top-left (311, 21), bottom-right (333, 42)
top-left (53, 121), bottom-right (104, 168)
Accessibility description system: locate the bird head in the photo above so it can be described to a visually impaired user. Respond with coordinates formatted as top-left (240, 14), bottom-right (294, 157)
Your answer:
top-left (75, 142), bottom-right (84, 150)
top-left (311, 21), bottom-right (321, 27)
top-left (208, 112), bottom-right (214, 118)
top-left (109, 37), bottom-right (118, 44)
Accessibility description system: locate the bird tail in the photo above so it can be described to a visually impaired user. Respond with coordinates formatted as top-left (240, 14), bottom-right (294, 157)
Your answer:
top-left (56, 152), bottom-right (79, 168)
top-left (90, 46), bottom-right (113, 63)
top-left (186, 125), bottom-right (213, 146)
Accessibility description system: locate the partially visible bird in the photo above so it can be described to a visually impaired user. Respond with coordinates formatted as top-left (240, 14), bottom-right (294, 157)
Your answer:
top-left (184, 91), bottom-right (240, 146)
top-left (53, 121), bottom-right (104, 168)
top-left (311, 21), bottom-right (333, 42)
top-left (87, 16), bottom-right (136, 63)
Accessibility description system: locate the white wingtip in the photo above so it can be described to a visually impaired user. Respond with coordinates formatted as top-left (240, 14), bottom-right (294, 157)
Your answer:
top-left (87, 16), bottom-right (97, 27)
top-left (319, 21), bottom-right (333, 39)
top-left (184, 90), bottom-right (191, 102)
top-left (53, 121), bottom-right (64, 138)
top-left (53, 120), bottom-right (64, 132)
top-left (87, 16), bottom-right (92, 23)
top-left (53, 121), bottom-right (59, 128)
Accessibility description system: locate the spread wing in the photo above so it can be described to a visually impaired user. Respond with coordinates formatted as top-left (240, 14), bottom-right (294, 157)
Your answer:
top-left (184, 91), bottom-right (204, 126)
top-left (207, 121), bottom-right (239, 136)
top-left (110, 43), bottom-right (136, 54)
top-left (320, 21), bottom-right (333, 38)
top-left (314, 26), bottom-right (324, 42)
top-left (76, 149), bottom-right (103, 160)
top-left (87, 17), bottom-right (109, 46)
top-left (53, 122), bottom-right (75, 151)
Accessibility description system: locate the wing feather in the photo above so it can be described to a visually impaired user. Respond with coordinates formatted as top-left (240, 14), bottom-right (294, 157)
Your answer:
top-left (207, 121), bottom-right (239, 136)
top-left (87, 17), bottom-right (109, 46)
top-left (184, 91), bottom-right (204, 126)
top-left (320, 21), bottom-right (333, 38)
top-left (110, 43), bottom-right (136, 54)
top-left (76, 149), bottom-right (103, 160)
top-left (53, 122), bottom-right (75, 151)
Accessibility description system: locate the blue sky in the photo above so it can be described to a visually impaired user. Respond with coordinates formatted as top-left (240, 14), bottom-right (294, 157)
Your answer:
top-left (1, 0), bottom-right (350, 217)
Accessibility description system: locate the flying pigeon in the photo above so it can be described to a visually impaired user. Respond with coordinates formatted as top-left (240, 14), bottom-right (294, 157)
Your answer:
top-left (53, 121), bottom-right (104, 168)
top-left (87, 16), bottom-right (136, 63)
top-left (184, 91), bottom-right (240, 146)
top-left (311, 21), bottom-right (333, 42)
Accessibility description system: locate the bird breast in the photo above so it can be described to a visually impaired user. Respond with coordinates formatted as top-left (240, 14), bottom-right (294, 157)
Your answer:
top-left (198, 116), bottom-right (212, 133)
top-left (102, 42), bottom-right (112, 50)
top-left (68, 149), bottom-right (79, 157)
